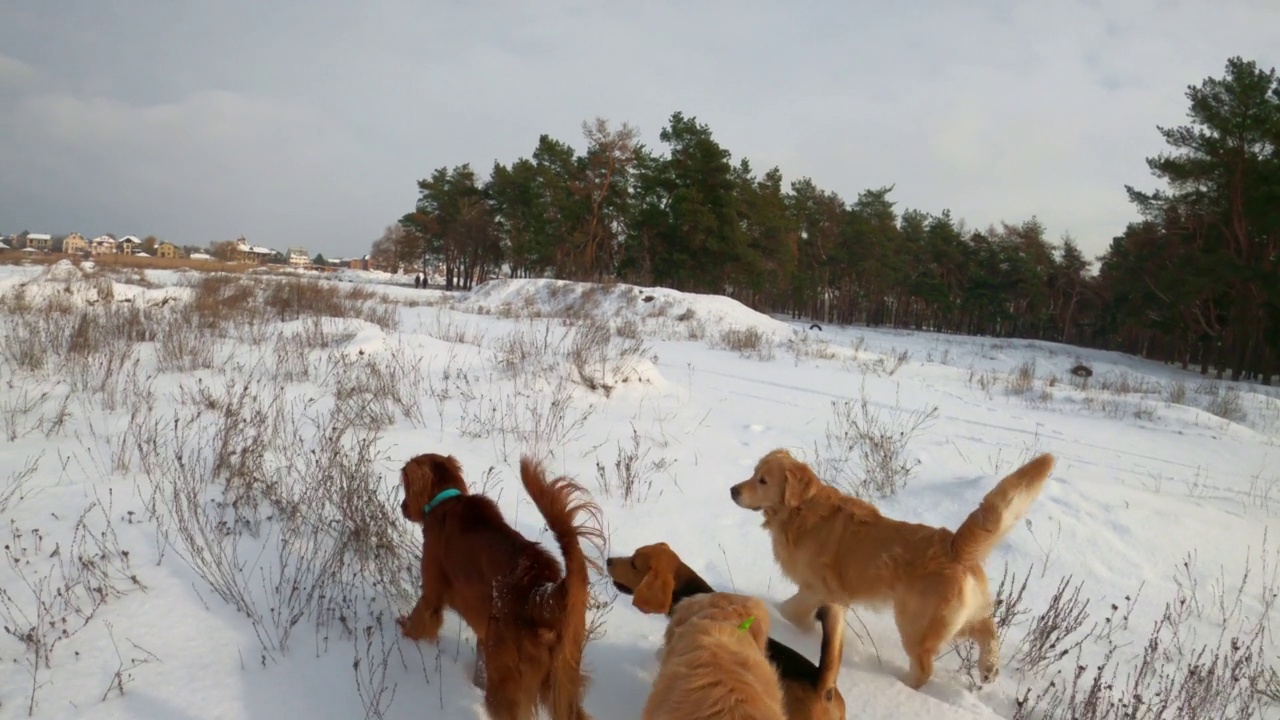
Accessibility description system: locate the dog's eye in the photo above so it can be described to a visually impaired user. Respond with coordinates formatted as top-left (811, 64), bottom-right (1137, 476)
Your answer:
top-left (758, 476), bottom-right (766, 484)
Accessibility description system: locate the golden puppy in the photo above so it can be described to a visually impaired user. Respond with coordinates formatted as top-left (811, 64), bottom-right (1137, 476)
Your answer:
top-left (730, 449), bottom-right (1056, 689)
top-left (606, 542), bottom-right (845, 720)
top-left (644, 592), bottom-right (786, 720)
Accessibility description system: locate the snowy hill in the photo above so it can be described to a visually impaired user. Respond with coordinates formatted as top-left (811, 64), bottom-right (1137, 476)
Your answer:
top-left (0, 260), bottom-right (1276, 719)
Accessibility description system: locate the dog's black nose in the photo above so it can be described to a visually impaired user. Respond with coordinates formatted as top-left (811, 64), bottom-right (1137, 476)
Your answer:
top-left (730, 486), bottom-right (740, 500)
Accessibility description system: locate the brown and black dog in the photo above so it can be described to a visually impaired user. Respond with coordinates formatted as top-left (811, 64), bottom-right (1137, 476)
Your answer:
top-left (607, 542), bottom-right (846, 720)
top-left (398, 453), bottom-right (604, 720)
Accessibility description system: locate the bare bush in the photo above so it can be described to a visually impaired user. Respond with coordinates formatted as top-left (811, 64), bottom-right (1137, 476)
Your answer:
top-left (993, 563), bottom-right (1034, 645)
top-left (100, 621), bottom-right (161, 701)
top-left (493, 321), bottom-right (561, 378)
top-left (155, 310), bottom-right (220, 372)
top-left (858, 347), bottom-right (913, 376)
top-left (1, 452), bottom-right (41, 514)
top-left (592, 424), bottom-right (676, 505)
top-left (568, 317), bottom-right (650, 395)
top-left (352, 615), bottom-right (402, 720)
top-left (1202, 382), bottom-right (1248, 424)
top-left (1011, 575), bottom-right (1096, 676)
top-left (967, 367), bottom-right (999, 398)
top-left (813, 382), bottom-right (939, 498)
top-left (129, 367), bottom-right (417, 662)
top-left (1, 383), bottom-right (55, 441)
top-left (1008, 359), bottom-right (1038, 394)
top-left (1012, 540), bottom-right (1279, 720)
top-left (787, 333), bottom-right (839, 364)
top-left (715, 326), bottom-right (776, 361)
top-left (0, 493), bottom-right (145, 715)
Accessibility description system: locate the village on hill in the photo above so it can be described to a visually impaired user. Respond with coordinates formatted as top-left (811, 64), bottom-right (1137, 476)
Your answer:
top-left (0, 231), bottom-right (381, 271)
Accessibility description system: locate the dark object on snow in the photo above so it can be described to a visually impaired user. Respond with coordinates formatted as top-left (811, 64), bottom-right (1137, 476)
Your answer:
top-left (642, 294), bottom-right (655, 303)
top-left (1070, 364), bottom-right (1093, 378)
top-left (414, 274), bottom-right (422, 289)
top-left (809, 323), bottom-right (822, 331)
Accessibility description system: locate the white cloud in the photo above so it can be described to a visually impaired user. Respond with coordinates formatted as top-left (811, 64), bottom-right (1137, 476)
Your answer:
top-left (0, 54), bottom-right (36, 86)
top-left (1, 90), bottom-right (383, 249)
top-left (1, 0), bottom-right (1278, 258)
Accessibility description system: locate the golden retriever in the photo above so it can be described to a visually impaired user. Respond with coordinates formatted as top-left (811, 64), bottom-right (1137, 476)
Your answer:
top-left (643, 591), bottom-right (787, 720)
top-left (397, 453), bottom-right (603, 720)
top-left (730, 449), bottom-right (1056, 689)
top-left (606, 542), bottom-right (845, 720)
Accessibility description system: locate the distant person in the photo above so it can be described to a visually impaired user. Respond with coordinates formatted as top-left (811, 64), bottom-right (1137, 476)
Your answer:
top-left (414, 273), bottom-right (422, 289)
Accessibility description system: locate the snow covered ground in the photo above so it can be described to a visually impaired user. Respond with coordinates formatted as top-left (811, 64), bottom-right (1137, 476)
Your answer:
top-left (0, 260), bottom-right (1277, 719)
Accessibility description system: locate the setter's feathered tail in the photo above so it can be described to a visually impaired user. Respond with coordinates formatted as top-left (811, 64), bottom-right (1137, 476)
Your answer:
top-left (520, 456), bottom-right (605, 720)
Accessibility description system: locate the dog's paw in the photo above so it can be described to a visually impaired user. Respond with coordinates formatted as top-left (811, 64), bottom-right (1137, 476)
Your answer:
top-left (397, 615), bottom-right (438, 641)
top-left (980, 665), bottom-right (1000, 684)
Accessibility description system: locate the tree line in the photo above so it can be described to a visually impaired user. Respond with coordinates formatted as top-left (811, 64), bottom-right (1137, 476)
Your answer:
top-left (376, 56), bottom-right (1280, 384)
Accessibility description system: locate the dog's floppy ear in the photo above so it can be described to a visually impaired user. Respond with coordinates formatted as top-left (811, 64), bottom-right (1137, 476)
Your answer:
top-left (400, 457), bottom-right (433, 523)
top-left (632, 546), bottom-right (678, 615)
top-left (432, 454), bottom-right (464, 485)
top-left (782, 460), bottom-right (820, 507)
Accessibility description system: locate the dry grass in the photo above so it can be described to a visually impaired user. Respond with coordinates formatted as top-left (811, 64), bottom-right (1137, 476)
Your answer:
top-left (714, 325), bottom-right (776, 360)
top-left (1, 493), bottom-right (145, 715)
top-left (1005, 539), bottom-right (1279, 720)
top-left (811, 380), bottom-right (939, 498)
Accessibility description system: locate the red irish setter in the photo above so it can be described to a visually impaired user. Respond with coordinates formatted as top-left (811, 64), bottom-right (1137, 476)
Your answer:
top-left (397, 452), bottom-right (604, 720)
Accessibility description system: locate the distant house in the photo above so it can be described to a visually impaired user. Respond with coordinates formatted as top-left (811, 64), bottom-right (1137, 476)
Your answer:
top-left (156, 241), bottom-right (181, 259)
top-left (0, 241), bottom-right (10, 250)
top-left (90, 235), bottom-right (118, 255)
top-left (62, 233), bottom-right (89, 255)
top-left (118, 235), bottom-right (140, 255)
top-left (286, 247), bottom-right (310, 267)
top-left (26, 233), bottom-right (53, 252)
top-left (230, 236), bottom-right (275, 264)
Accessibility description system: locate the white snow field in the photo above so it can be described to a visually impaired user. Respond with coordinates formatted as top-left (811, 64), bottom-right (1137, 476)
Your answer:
top-left (0, 260), bottom-right (1277, 719)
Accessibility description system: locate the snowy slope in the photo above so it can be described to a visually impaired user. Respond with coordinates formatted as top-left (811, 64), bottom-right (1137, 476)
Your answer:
top-left (0, 262), bottom-right (1276, 719)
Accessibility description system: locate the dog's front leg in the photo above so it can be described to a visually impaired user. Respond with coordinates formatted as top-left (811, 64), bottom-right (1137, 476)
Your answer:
top-left (777, 589), bottom-right (824, 632)
top-left (399, 557), bottom-right (447, 642)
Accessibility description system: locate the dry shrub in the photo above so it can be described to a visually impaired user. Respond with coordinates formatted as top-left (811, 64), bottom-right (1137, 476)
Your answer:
top-left (568, 317), bottom-right (650, 395)
top-left (1008, 358), bottom-right (1038, 394)
top-left (129, 370), bottom-right (419, 661)
top-left (1010, 542), bottom-right (1279, 720)
top-left (593, 423), bottom-right (676, 505)
top-left (1, 494), bottom-right (145, 715)
top-left (715, 326), bottom-right (775, 360)
top-left (812, 381), bottom-right (939, 498)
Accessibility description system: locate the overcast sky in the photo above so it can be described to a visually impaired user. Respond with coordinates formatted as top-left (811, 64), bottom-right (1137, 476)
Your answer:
top-left (2, 1), bottom-right (1277, 262)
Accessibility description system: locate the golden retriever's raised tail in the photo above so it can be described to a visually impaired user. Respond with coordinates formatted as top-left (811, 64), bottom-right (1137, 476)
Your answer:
top-left (950, 453), bottom-right (1056, 565)
top-left (520, 457), bottom-right (605, 720)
